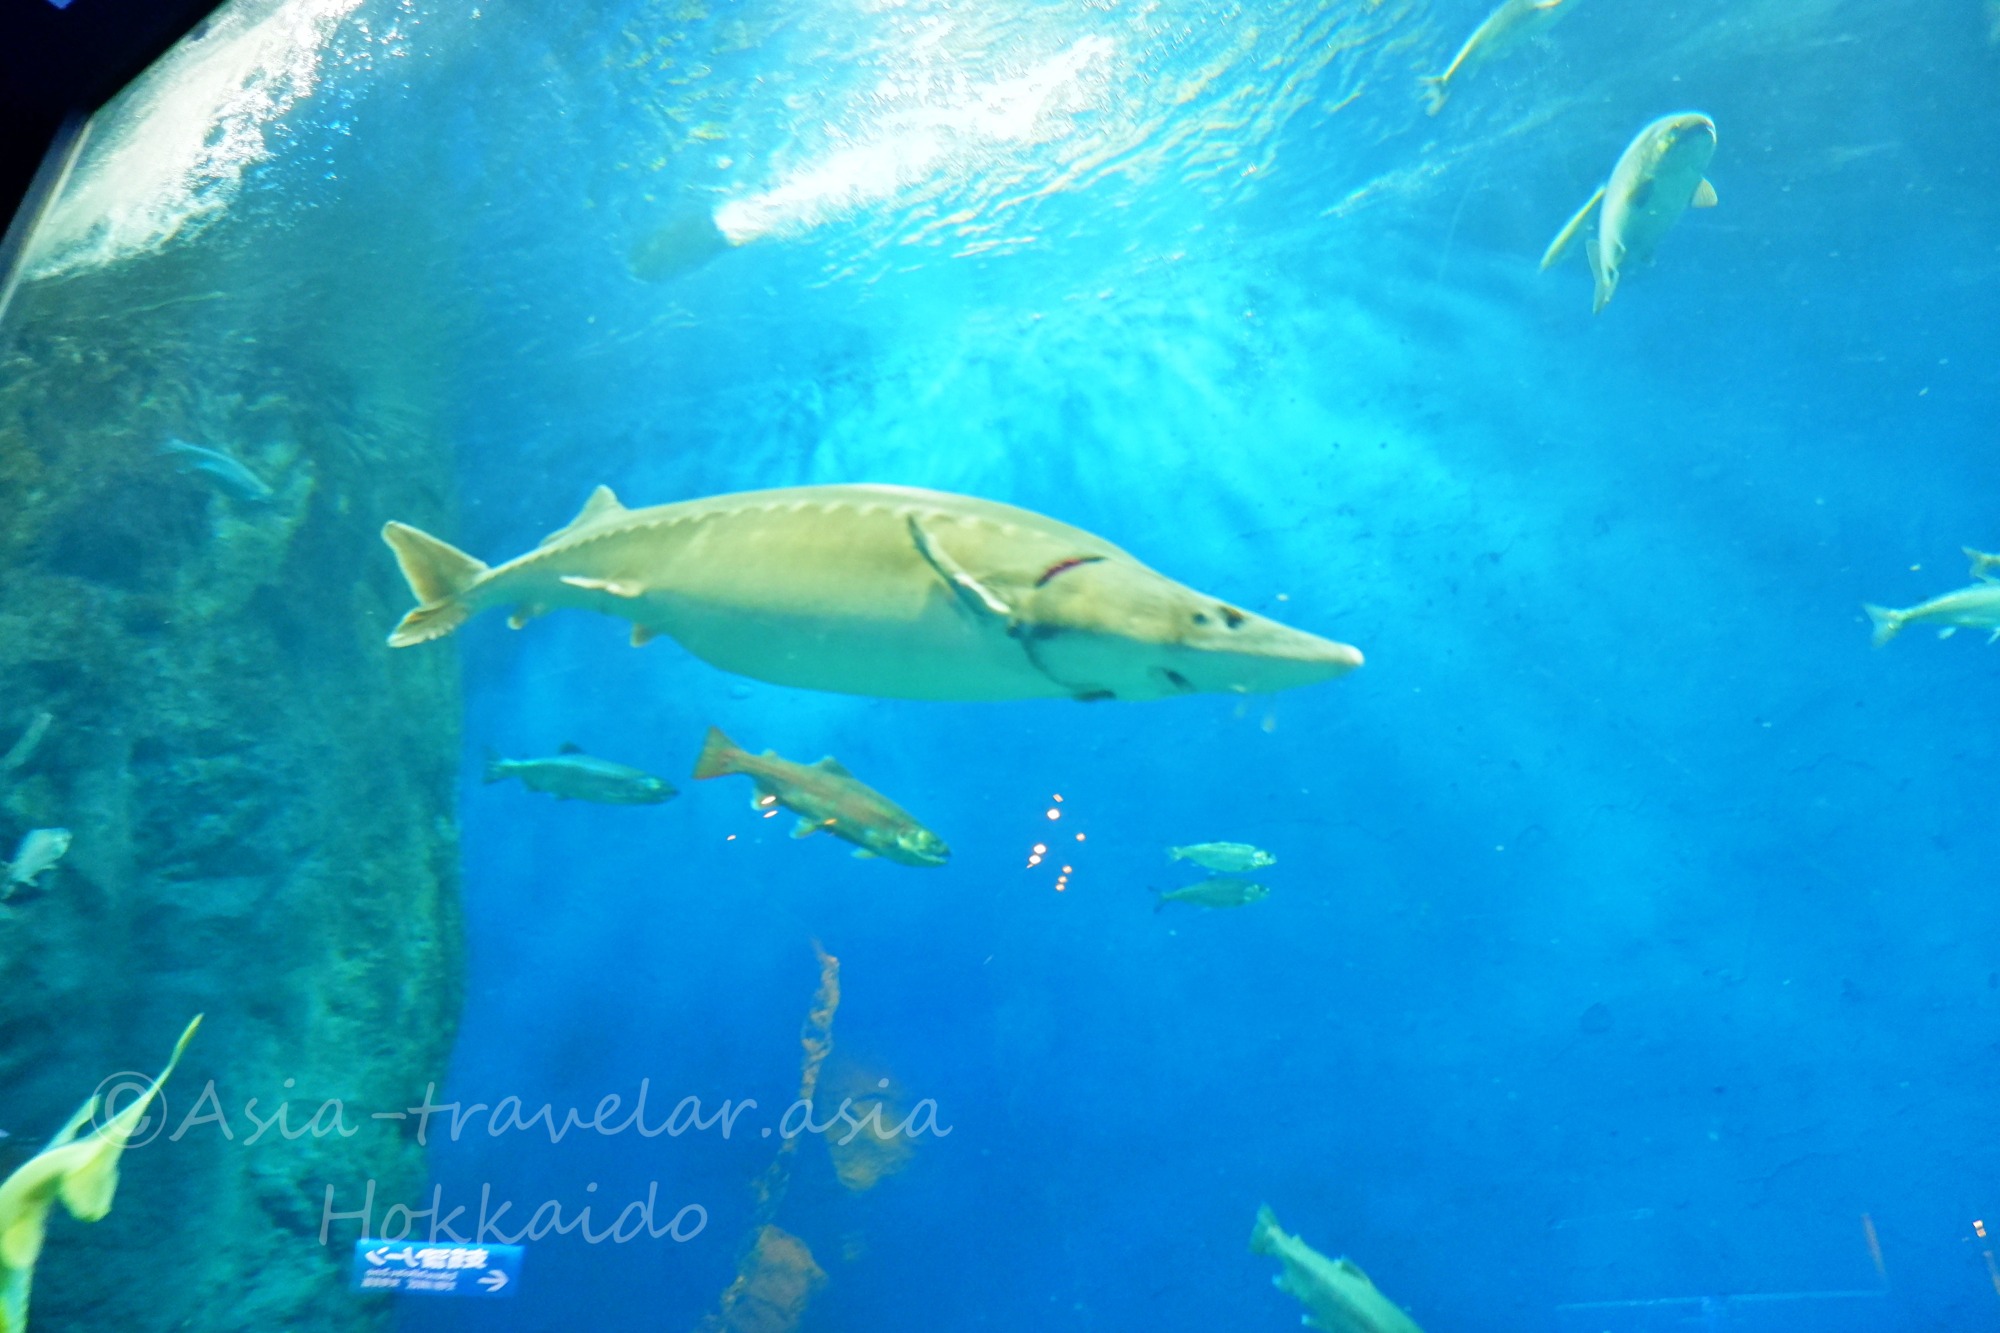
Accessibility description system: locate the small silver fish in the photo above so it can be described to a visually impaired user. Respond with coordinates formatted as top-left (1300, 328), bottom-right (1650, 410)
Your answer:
top-left (1419, 0), bottom-right (1582, 117)
top-left (1865, 572), bottom-right (2000, 646)
top-left (1152, 877), bottom-right (1271, 912)
top-left (483, 744), bottom-right (677, 804)
top-left (6, 828), bottom-right (72, 891)
top-left (159, 438), bottom-right (275, 504)
top-left (1167, 841), bottom-right (1276, 873)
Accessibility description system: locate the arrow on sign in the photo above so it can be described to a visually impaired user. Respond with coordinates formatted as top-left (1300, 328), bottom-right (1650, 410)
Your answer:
top-left (478, 1270), bottom-right (508, 1293)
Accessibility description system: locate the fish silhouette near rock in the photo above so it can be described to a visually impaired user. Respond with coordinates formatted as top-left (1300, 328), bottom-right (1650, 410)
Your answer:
top-left (483, 744), bottom-right (676, 804)
top-left (4, 829), bottom-right (70, 897)
top-left (1541, 112), bottom-right (1718, 313)
top-left (382, 485), bottom-right (1362, 703)
top-left (157, 438), bottom-right (275, 504)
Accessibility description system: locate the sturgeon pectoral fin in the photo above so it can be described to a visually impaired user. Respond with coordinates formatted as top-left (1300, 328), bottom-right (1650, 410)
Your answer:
top-left (1541, 186), bottom-right (1605, 270)
top-left (792, 818), bottom-right (821, 839)
top-left (907, 517), bottom-right (1012, 618)
top-left (560, 575), bottom-right (645, 598)
top-left (508, 605), bottom-right (547, 630)
top-left (852, 848), bottom-right (878, 860)
top-left (1692, 178), bottom-right (1718, 208)
top-left (631, 624), bottom-right (658, 647)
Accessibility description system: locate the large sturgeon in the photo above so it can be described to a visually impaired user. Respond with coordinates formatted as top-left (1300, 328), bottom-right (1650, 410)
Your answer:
top-left (381, 484), bottom-right (1362, 703)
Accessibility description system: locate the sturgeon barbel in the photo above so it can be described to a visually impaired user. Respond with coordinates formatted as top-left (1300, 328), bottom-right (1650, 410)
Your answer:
top-left (382, 485), bottom-right (1363, 703)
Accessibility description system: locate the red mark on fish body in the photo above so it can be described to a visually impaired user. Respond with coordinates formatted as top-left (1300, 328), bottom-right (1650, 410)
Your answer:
top-left (1035, 556), bottom-right (1106, 587)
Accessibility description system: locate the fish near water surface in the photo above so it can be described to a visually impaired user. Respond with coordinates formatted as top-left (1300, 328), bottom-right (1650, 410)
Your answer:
top-left (381, 485), bottom-right (1362, 703)
top-left (1541, 112), bottom-right (1718, 313)
top-left (693, 727), bottom-right (949, 868)
top-left (1251, 1205), bottom-right (1426, 1333)
top-left (1151, 878), bottom-right (1270, 912)
top-left (1419, 0), bottom-right (1582, 116)
top-left (0, 1016), bottom-right (201, 1333)
top-left (484, 744), bottom-right (677, 804)
top-left (1168, 840), bottom-right (1275, 873)
top-left (1865, 550), bottom-right (2000, 646)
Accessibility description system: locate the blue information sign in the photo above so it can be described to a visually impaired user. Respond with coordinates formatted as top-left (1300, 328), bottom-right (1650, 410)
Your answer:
top-left (351, 1240), bottom-right (524, 1297)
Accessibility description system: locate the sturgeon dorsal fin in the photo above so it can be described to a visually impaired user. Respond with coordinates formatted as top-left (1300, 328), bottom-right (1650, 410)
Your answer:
top-left (1540, 185), bottom-right (1605, 271)
top-left (559, 742), bottom-right (584, 755)
top-left (814, 756), bottom-right (853, 777)
top-left (1691, 177), bottom-right (1718, 208)
top-left (908, 517), bottom-right (1012, 619)
top-left (541, 485), bottom-right (629, 547)
top-left (1335, 1257), bottom-right (1374, 1285)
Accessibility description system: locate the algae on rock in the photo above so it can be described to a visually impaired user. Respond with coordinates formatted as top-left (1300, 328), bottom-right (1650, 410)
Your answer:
top-left (0, 231), bottom-right (466, 1332)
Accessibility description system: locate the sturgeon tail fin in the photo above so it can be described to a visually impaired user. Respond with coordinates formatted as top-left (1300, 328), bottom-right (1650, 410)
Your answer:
top-left (1249, 1204), bottom-right (1282, 1255)
top-left (1864, 605), bottom-right (1904, 648)
top-left (1966, 547), bottom-right (2000, 583)
top-left (693, 726), bottom-right (744, 781)
top-left (382, 522), bottom-right (489, 647)
top-left (1419, 74), bottom-right (1449, 116)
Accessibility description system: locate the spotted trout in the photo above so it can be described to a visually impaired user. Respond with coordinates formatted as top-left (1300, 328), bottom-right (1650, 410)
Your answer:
top-left (692, 727), bottom-right (949, 868)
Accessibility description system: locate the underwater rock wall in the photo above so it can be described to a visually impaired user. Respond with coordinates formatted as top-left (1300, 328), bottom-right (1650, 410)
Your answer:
top-left (0, 239), bottom-right (464, 1332)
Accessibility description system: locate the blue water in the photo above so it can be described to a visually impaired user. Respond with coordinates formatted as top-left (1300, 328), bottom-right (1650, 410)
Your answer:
top-left (36, 0), bottom-right (2000, 1328)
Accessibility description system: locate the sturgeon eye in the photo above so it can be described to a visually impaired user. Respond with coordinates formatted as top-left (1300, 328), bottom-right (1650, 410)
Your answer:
top-left (1220, 607), bottom-right (1246, 629)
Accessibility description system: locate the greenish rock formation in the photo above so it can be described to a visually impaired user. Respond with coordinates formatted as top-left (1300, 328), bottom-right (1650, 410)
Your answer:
top-left (0, 236), bottom-right (465, 1332)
